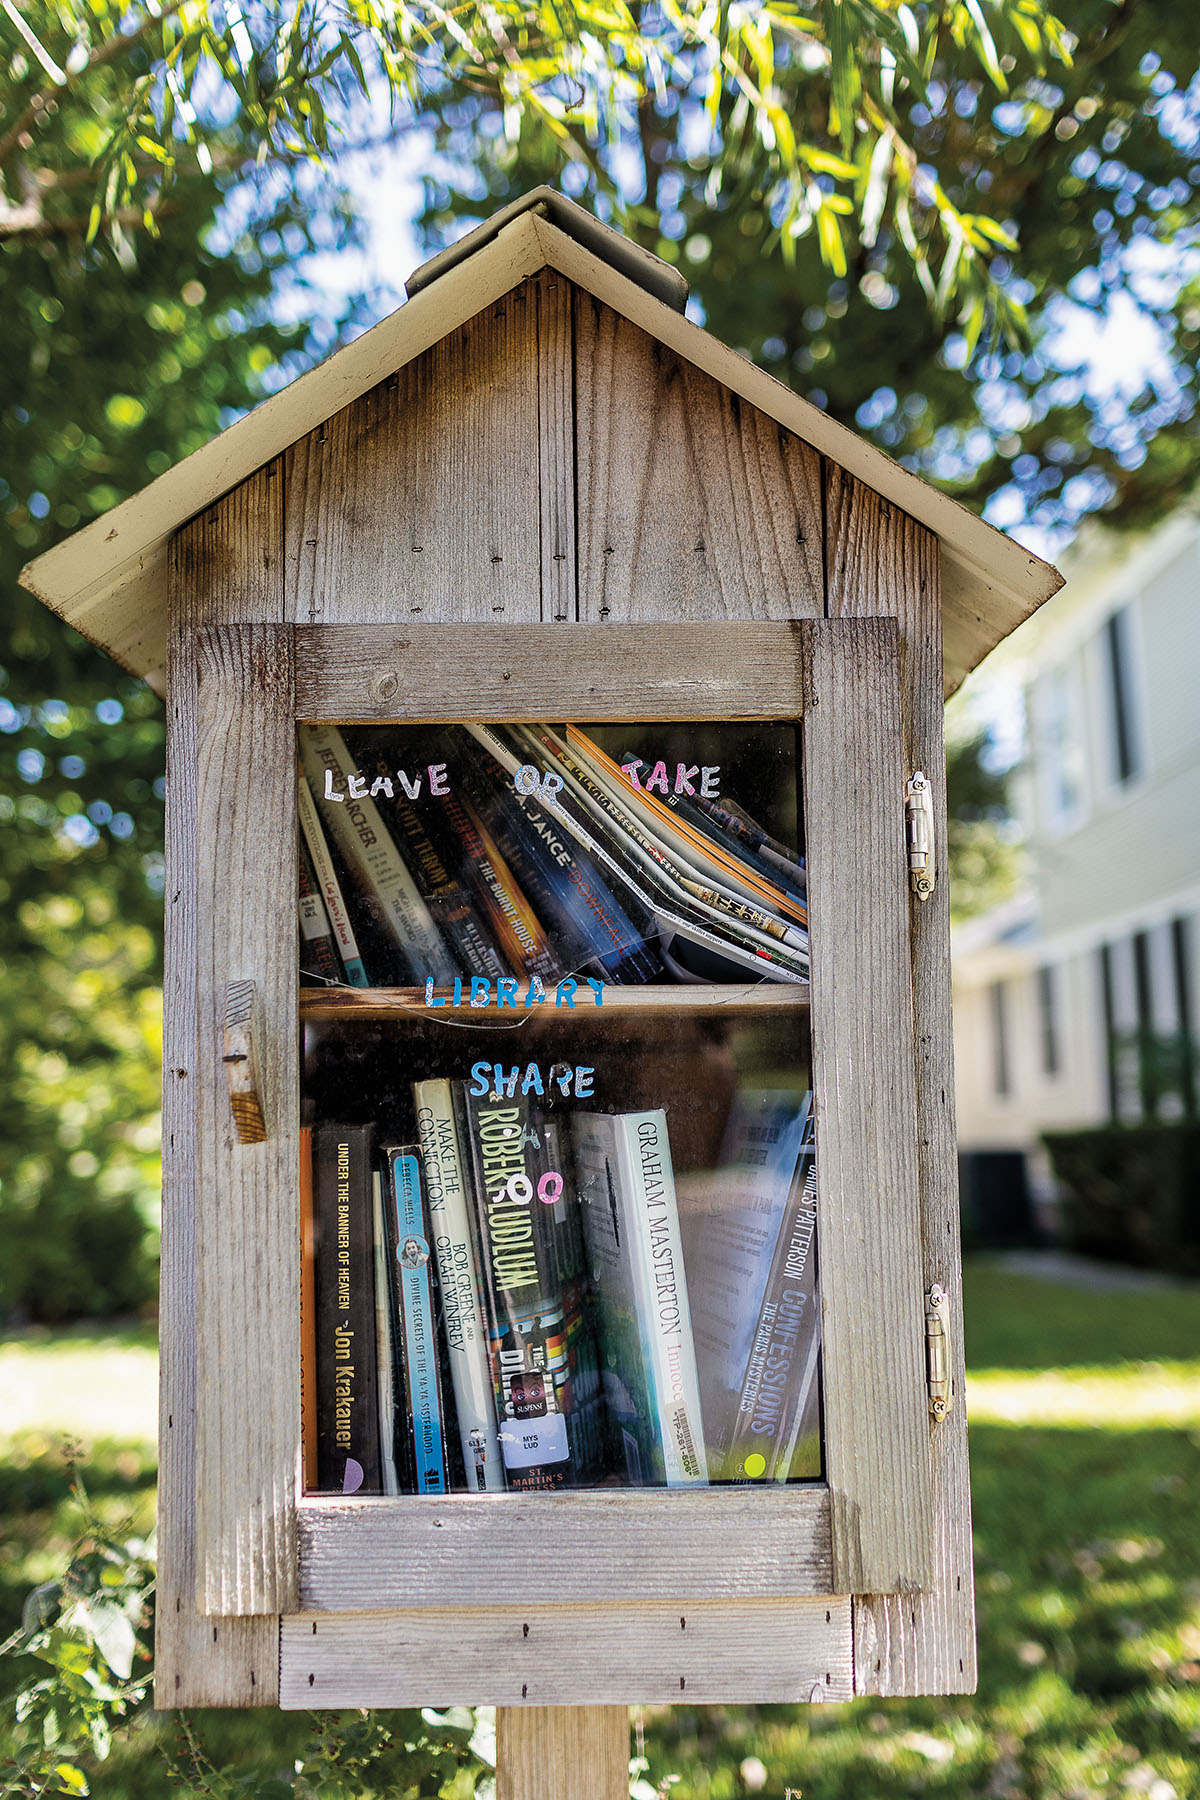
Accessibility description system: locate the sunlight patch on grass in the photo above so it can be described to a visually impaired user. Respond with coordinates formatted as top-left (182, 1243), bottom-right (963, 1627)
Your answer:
top-left (0, 1333), bottom-right (158, 1450)
top-left (967, 1361), bottom-right (1200, 1428)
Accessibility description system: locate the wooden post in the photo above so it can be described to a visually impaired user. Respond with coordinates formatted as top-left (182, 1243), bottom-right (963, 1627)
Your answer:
top-left (497, 1707), bottom-right (629, 1800)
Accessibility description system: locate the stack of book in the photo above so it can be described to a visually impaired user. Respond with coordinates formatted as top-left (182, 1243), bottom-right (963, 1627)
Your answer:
top-left (296, 722), bottom-right (808, 991)
top-left (303, 1084), bottom-right (820, 1496)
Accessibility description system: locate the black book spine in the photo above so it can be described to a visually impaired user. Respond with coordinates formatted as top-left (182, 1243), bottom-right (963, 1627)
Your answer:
top-left (457, 1084), bottom-right (572, 1492)
top-left (298, 836), bottom-right (344, 985)
top-left (314, 1123), bottom-right (383, 1494)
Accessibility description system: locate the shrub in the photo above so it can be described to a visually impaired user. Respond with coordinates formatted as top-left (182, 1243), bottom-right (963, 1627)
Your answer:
top-left (1042, 1124), bottom-right (1200, 1274)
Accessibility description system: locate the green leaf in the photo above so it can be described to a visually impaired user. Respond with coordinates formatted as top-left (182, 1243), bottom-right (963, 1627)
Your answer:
top-left (816, 200), bottom-right (847, 276)
top-left (72, 1601), bottom-right (136, 1681)
top-left (54, 1762), bottom-right (89, 1795)
top-left (823, 0), bottom-right (859, 155)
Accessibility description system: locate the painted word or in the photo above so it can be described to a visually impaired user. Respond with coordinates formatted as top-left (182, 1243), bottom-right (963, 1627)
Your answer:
top-left (469, 1061), bottom-right (595, 1099)
top-left (513, 763), bottom-right (565, 805)
top-left (620, 758), bottom-right (720, 797)
top-left (504, 1169), bottom-right (565, 1207)
top-left (323, 764), bottom-right (449, 803)
top-left (425, 976), bottom-right (604, 1009)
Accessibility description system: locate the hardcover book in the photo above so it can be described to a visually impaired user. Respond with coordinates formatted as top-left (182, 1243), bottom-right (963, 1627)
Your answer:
top-left (457, 1085), bottom-right (572, 1491)
top-left (313, 1122), bottom-right (382, 1494)
top-left (413, 1079), bottom-right (504, 1492)
top-left (572, 1108), bottom-right (709, 1488)
top-left (382, 1145), bottom-right (450, 1495)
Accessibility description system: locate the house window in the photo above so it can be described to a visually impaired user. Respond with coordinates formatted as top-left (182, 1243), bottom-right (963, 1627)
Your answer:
top-left (990, 980), bottom-right (1010, 1098)
top-left (1132, 929), bottom-right (1155, 1118)
top-left (1036, 964), bottom-right (1060, 1076)
top-left (1099, 943), bottom-right (1118, 1123)
top-left (1171, 916), bottom-right (1197, 1118)
top-left (1034, 662), bottom-right (1086, 833)
top-left (1103, 609), bottom-right (1141, 785)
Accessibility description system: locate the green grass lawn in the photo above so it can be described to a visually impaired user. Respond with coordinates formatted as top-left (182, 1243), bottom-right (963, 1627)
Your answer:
top-left (3, 1261), bottom-right (1200, 1799)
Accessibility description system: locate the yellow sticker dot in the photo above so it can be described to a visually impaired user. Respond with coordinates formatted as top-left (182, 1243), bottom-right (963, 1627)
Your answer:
top-left (743, 1453), bottom-right (767, 1478)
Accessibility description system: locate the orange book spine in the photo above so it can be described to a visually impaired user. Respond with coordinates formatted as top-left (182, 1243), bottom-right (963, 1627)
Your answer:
top-left (299, 1125), bottom-right (318, 1492)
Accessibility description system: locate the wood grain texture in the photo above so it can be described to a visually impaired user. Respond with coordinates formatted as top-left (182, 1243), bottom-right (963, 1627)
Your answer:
top-left (293, 621), bottom-right (808, 720)
top-left (535, 270), bottom-right (577, 622)
top-left (158, 475), bottom-right (283, 1706)
top-left (279, 1600), bottom-right (853, 1709)
top-left (283, 286), bottom-right (542, 627)
top-left (296, 1487), bottom-right (832, 1610)
top-left (298, 983), bottom-right (809, 1022)
top-left (194, 622), bottom-right (300, 1616)
top-left (499, 1709), bottom-right (630, 1800)
top-left (801, 617), bottom-right (933, 1596)
top-left (574, 291), bottom-right (824, 623)
top-left (825, 467), bottom-right (976, 1695)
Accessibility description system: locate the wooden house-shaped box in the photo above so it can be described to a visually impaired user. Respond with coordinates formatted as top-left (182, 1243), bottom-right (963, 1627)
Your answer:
top-left (22, 189), bottom-right (1063, 1727)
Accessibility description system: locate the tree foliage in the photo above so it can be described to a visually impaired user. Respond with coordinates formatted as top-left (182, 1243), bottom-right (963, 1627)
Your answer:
top-left (412, 0), bottom-right (1200, 540)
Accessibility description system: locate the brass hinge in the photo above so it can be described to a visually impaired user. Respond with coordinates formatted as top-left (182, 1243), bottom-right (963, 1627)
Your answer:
top-left (905, 771), bottom-right (936, 900)
top-left (926, 1283), bottom-right (952, 1421)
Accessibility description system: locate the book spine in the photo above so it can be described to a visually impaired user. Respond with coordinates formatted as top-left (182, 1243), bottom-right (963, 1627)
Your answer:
top-left (299, 1127), bottom-right (318, 1493)
top-left (413, 1080), bottom-right (504, 1492)
top-left (298, 836), bottom-right (343, 985)
top-left (298, 772), bottom-right (370, 987)
top-left (439, 789), bottom-right (563, 984)
top-left (350, 732), bottom-right (508, 982)
top-left (463, 746), bottom-right (662, 985)
top-left (615, 1111), bottom-right (709, 1488)
top-left (300, 725), bottom-right (457, 983)
top-left (384, 1147), bottom-right (450, 1494)
top-left (722, 1161), bottom-right (820, 1484)
top-left (314, 1123), bottom-right (382, 1494)
top-left (371, 1172), bottom-right (401, 1495)
top-left (524, 725), bottom-right (808, 979)
top-left (459, 1084), bottom-right (571, 1491)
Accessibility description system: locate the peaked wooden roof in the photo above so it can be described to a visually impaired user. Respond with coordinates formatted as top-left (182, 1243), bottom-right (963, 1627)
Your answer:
top-left (20, 189), bottom-right (1062, 695)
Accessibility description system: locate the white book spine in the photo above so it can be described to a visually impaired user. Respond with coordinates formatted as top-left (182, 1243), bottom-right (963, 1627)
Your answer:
top-left (300, 725), bottom-right (456, 982)
top-left (297, 771), bottom-right (369, 986)
top-left (413, 1079), bottom-right (504, 1492)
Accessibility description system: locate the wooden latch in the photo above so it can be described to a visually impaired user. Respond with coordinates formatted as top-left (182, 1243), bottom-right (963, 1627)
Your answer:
top-left (223, 979), bottom-right (268, 1144)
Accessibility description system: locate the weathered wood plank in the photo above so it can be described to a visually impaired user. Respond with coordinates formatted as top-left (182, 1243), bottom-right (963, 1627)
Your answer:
top-left (193, 622), bottom-right (300, 1617)
top-left (499, 1708), bottom-right (630, 1800)
top-left (279, 1599), bottom-right (854, 1709)
top-left (296, 1487), bottom-right (832, 1610)
top-left (535, 269), bottom-right (577, 622)
top-left (283, 286), bottom-right (543, 626)
top-left (293, 621), bottom-right (808, 720)
top-left (298, 983), bottom-right (809, 1022)
top-left (158, 474), bottom-right (284, 1705)
top-left (825, 467), bottom-right (976, 1694)
top-left (801, 617), bottom-right (933, 1595)
top-left (573, 292), bottom-right (824, 624)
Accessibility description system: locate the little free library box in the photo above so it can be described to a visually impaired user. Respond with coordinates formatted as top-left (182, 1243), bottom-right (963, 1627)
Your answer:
top-left (22, 191), bottom-right (1063, 1736)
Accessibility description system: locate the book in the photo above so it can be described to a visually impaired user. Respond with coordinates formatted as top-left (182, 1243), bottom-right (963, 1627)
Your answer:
top-left (681, 1092), bottom-right (820, 1483)
top-left (434, 780), bottom-right (564, 986)
top-left (313, 1123), bottom-right (382, 1494)
top-left (371, 1171), bottom-right (401, 1495)
top-left (298, 836), bottom-right (343, 986)
top-left (458, 730), bottom-right (662, 986)
top-left (299, 1126), bottom-right (318, 1492)
top-left (466, 722), bottom-right (805, 986)
top-left (543, 724), bottom-right (808, 971)
top-left (343, 729), bottom-right (509, 983)
top-left (382, 1146), bottom-right (450, 1495)
top-left (572, 1108), bottom-right (709, 1488)
top-left (413, 1079), bottom-right (504, 1492)
top-left (457, 1084), bottom-right (572, 1491)
top-left (299, 724), bottom-right (457, 984)
top-left (298, 771), bottom-right (370, 987)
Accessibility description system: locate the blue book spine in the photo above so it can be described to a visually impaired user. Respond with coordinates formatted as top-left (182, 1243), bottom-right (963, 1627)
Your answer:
top-left (387, 1147), bottom-right (449, 1494)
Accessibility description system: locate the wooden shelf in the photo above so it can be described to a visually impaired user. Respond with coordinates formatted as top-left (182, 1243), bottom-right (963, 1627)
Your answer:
top-left (300, 981), bottom-right (810, 1023)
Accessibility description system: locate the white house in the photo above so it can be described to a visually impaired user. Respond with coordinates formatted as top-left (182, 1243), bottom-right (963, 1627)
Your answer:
top-left (953, 509), bottom-right (1200, 1231)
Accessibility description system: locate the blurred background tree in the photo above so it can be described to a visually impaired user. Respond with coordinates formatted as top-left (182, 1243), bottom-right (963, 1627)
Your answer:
top-left (4, 0), bottom-right (1198, 1316)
